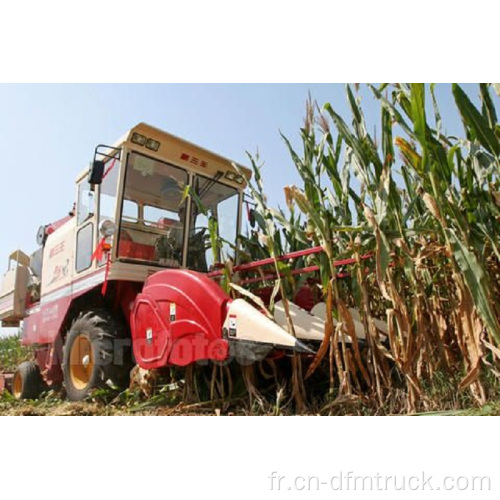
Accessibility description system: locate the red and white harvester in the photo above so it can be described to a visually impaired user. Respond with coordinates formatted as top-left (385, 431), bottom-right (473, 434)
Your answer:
top-left (0, 123), bottom-right (386, 401)
top-left (0, 124), bottom-right (328, 401)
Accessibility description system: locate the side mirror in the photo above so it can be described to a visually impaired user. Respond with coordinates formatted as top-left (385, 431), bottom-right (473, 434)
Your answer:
top-left (88, 160), bottom-right (105, 185)
top-left (36, 225), bottom-right (48, 246)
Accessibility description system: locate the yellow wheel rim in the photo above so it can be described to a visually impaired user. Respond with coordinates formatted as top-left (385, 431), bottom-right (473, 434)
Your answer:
top-left (69, 335), bottom-right (94, 390)
top-left (12, 371), bottom-right (23, 399)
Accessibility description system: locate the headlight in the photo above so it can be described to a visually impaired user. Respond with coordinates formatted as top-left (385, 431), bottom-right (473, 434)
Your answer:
top-left (146, 139), bottom-right (161, 151)
top-left (225, 171), bottom-right (245, 184)
top-left (99, 219), bottom-right (117, 238)
top-left (131, 133), bottom-right (147, 146)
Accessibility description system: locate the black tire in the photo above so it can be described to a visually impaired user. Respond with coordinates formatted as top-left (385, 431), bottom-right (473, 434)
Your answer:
top-left (12, 361), bottom-right (45, 400)
top-left (62, 310), bottom-right (132, 402)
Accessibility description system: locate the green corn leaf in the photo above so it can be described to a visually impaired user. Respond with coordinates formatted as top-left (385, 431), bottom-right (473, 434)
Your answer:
top-left (479, 83), bottom-right (498, 128)
top-left (208, 217), bottom-right (220, 264)
top-left (369, 84), bottom-right (414, 138)
top-left (381, 106), bottom-right (395, 166)
top-left (346, 84), bottom-right (368, 142)
top-left (324, 102), bottom-right (370, 168)
top-left (452, 83), bottom-right (500, 156)
top-left (430, 83), bottom-right (443, 138)
top-left (288, 186), bottom-right (328, 241)
top-left (410, 83), bottom-right (427, 146)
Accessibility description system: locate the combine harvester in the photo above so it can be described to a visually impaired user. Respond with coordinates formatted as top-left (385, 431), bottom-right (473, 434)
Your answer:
top-left (0, 123), bottom-right (385, 401)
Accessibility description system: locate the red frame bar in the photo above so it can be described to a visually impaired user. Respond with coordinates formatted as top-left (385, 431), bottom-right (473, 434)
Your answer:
top-left (208, 245), bottom-right (372, 283)
top-left (240, 267), bottom-right (352, 285)
top-left (207, 246), bottom-right (324, 278)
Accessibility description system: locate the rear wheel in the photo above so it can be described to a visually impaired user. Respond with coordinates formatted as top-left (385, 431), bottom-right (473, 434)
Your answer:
top-left (12, 361), bottom-right (45, 400)
top-left (63, 311), bottom-right (131, 401)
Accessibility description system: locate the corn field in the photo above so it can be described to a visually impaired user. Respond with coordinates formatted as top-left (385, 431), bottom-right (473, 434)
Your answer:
top-left (0, 333), bottom-right (33, 372)
top-left (234, 83), bottom-right (500, 414)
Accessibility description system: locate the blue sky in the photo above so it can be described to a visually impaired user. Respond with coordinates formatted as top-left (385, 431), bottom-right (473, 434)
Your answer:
top-left (0, 83), bottom-right (492, 334)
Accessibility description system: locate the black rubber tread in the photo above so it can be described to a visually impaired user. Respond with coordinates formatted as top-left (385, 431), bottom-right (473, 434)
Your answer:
top-left (13, 361), bottom-right (45, 400)
top-left (62, 310), bottom-right (132, 402)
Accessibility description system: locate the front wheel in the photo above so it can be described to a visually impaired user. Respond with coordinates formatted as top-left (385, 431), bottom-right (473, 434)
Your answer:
top-left (63, 311), bottom-right (131, 401)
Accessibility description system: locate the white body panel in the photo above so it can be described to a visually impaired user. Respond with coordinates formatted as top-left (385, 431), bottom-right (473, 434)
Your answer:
top-left (348, 307), bottom-right (389, 335)
top-left (311, 303), bottom-right (388, 340)
top-left (223, 299), bottom-right (297, 348)
top-left (41, 219), bottom-right (77, 297)
top-left (274, 301), bottom-right (326, 342)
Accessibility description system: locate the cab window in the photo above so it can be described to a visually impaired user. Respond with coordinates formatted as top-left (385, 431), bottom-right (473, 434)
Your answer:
top-left (118, 153), bottom-right (188, 268)
top-left (76, 179), bottom-right (95, 273)
top-left (76, 224), bottom-right (93, 272)
top-left (188, 175), bottom-right (240, 272)
top-left (77, 180), bottom-right (95, 226)
top-left (99, 156), bottom-right (120, 223)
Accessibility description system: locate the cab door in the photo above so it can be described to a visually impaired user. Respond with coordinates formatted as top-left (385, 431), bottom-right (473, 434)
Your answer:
top-left (75, 178), bottom-right (97, 277)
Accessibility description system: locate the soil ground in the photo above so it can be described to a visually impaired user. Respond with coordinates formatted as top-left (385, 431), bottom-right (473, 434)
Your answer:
top-left (1, 391), bottom-right (499, 416)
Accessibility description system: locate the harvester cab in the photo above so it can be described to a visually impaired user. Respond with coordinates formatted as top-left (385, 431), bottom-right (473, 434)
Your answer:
top-left (1, 123), bottom-right (312, 401)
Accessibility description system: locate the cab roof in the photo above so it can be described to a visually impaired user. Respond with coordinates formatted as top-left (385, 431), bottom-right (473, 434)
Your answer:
top-left (77, 123), bottom-right (252, 186)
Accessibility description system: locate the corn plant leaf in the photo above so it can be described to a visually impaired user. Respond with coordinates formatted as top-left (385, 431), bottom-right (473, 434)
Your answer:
top-left (364, 205), bottom-right (391, 301)
top-left (396, 137), bottom-right (423, 176)
top-left (288, 185), bottom-right (328, 245)
top-left (480, 83), bottom-right (498, 128)
top-left (183, 184), bottom-right (208, 216)
top-left (208, 217), bottom-right (219, 264)
top-left (369, 84), bottom-right (414, 137)
top-left (305, 281), bottom-right (334, 379)
top-left (410, 83), bottom-right (427, 147)
top-left (381, 105), bottom-right (395, 165)
top-left (447, 228), bottom-right (500, 343)
top-left (324, 102), bottom-right (371, 168)
top-left (346, 84), bottom-right (363, 129)
top-left (337, 299), bottom-right (371, 385)
top-left (430, 83), bottom-right (443, 137)
top-left (452, 83), bottom-right (500, 156)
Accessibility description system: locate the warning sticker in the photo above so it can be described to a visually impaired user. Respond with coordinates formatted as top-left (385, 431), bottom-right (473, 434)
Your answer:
top-left (228, 315), bottom-right (237, 338)
top-left (170, 303), bottom-right (176, 322)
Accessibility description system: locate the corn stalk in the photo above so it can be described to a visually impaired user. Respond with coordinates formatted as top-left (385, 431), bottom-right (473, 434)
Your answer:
top-left (240, 83), bottom-right (500, 413)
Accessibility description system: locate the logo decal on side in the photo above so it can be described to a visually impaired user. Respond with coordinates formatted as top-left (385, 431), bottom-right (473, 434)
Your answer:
top-left (48, 259), bottom-right (70, 285)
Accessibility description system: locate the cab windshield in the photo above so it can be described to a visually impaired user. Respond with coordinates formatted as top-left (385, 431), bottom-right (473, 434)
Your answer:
top-left (188, 174), bottom-right (240, 271)
top-left (117, 152), bottom-right (240, 270)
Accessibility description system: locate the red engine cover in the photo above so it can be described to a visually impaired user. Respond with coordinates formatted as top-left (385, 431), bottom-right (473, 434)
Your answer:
top-left (131, 269), bottom-right (231, 369)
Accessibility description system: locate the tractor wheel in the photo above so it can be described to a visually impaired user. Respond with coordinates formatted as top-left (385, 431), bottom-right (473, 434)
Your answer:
top-left (12, 361), bottom-right (45, 400)
top-left (62, 310), bottom-right (131, 402)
